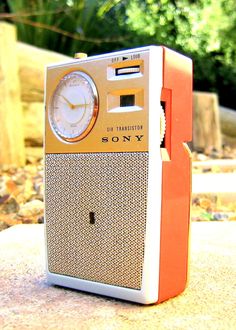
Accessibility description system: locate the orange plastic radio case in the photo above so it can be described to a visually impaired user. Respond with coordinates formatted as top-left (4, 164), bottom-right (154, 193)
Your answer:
top-left (44, 46), bottom-right (192, 304)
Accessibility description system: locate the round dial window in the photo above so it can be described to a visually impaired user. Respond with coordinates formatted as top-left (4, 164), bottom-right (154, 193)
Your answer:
top-left (49, 71), bottom-right (98, 142)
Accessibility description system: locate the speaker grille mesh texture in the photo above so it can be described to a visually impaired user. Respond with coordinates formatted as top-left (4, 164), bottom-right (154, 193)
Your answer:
top-left (45, 152), bottom-right (149, 290)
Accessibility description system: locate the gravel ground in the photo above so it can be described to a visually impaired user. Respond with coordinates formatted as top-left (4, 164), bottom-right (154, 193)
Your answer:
top-left (192, 150), bottom-right (236, 222)
top-left (0, 160), bottom-right (44, 231)
top-left (0, 150), bottom-right (235, 232)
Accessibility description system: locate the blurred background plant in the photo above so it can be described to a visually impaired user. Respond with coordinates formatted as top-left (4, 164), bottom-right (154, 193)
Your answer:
top-left (1, 0), bottom-right (236, 231)
top-left (0, 0), bottom-right (236, 109)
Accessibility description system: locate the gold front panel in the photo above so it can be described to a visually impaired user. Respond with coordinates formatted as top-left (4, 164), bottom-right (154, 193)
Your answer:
top-left (45, 50), bottom-right (150, 154)
top-left (45, 152), bottom-right (148, 289)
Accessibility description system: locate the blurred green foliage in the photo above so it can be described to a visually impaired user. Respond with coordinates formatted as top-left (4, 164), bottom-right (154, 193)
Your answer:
top-left (1, 0), bottom-right (236, 108)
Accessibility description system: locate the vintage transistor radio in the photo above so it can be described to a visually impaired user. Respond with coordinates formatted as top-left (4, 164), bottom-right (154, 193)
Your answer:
top-left (44, 46), bottom-right (192, 304)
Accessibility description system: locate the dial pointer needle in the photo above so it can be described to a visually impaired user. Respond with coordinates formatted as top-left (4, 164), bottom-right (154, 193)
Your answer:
top-left (59, 95), bottom-right (75, 109)
top-left (74, 103), bottom-right (90, 108)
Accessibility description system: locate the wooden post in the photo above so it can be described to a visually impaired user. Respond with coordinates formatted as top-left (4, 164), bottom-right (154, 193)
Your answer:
top-left (17, 42), bottom-right (71, 103)
top-left (193, 91), bottom-right (222, 153)
top-left (0, 22), bottom-right (25, 166)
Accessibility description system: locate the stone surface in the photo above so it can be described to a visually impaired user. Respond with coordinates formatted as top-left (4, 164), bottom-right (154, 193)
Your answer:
top-left (22, 102), bottom-right (44, 146)
top-left (220, 106), bottom-right (236, 138)
top-left (192, 173), bottom-right (236, 194)
top-left (191, 166), bottom-right (236, 221)
top-left (0, 223), bottom-right (235, 329)
top-left (18, 199), bottom-right (44, 217)
top-left (17, 41), bottom-right (71, 103)
top-left (25, 147), bottom-right (43, 164)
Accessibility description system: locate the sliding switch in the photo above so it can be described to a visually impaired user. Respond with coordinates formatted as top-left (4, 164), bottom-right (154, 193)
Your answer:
top-left (115, 66), bottom-right (140, 76)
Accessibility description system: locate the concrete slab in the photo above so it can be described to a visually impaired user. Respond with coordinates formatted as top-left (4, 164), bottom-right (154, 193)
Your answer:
top-left (193, 159), bottom-right (236, 171)
top-left (0, 224), bottom-right (236, 329)
top-left (192, 173), bottom-right (236, 194)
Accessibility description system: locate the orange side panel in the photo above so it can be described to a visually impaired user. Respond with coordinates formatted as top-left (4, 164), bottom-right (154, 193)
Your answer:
top-left (157, 47), bottom-right (192, 303)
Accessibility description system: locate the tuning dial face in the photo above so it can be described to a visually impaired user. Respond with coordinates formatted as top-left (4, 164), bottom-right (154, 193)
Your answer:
top-left (49, 71), bottom-right (98, 143)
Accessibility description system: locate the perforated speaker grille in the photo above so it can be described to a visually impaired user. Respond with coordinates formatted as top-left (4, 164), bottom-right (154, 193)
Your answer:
top-left (45, 152), bottom-right (149, 290)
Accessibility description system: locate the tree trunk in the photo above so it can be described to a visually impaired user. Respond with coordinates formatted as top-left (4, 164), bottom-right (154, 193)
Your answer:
top-left (0, 22), bottom-right (25, 166)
